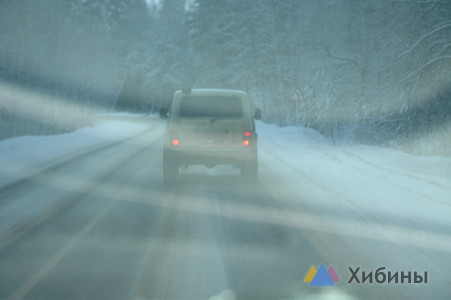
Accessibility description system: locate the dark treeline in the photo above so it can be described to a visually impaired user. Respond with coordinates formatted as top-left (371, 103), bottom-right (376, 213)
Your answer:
top-left (0, 0), bottom-right (450, 151)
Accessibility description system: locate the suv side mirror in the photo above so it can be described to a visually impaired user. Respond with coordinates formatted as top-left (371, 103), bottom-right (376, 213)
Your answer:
top-left (254, 108), bottom-right (262, 120)
top-left (160, 107), bottom-right (168, 119)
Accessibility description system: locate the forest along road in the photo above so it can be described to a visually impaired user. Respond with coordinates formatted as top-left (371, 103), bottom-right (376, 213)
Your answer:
top-left (0, 118), bottom-right (449, 300)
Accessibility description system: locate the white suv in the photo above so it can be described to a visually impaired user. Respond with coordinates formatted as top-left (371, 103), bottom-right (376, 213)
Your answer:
top-left (161, 89), bottom-right (261, 184)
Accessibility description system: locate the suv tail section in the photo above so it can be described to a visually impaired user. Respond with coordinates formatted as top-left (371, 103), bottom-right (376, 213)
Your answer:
top-left (162, 89), bottom-right (260, 184)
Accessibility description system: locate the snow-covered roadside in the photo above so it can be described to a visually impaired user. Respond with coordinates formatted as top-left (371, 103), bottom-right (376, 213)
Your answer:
top-left (0, 115), bottom-right (151, 188)
top-left (257, 121), bottom-right (451, 299)
top-left (258, 120), bottom-right (451, 251)
top-left (258, 122), bottom-right (451, 240)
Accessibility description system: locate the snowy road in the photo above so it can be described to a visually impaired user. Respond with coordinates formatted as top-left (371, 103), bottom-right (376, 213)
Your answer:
top-left (0, 115), bottom-right (450, 299)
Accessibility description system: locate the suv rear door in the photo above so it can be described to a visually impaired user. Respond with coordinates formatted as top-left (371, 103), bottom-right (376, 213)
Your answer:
top-left (171, 94), bottom-right (252, 148)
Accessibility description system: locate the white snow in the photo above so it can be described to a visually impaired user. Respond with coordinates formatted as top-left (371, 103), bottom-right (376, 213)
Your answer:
top-left (0, 116), bottom-right (149, 188)
top-left (254, 121), bottom-right (451, 299)
top-left (257, 121), bottom-right (451, 253)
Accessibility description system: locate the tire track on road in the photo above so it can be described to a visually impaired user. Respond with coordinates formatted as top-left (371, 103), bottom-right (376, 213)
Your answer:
top-left (0, 130), bottom-right (162, 252)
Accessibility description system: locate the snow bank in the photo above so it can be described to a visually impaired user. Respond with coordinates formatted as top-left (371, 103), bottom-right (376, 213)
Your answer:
top-left (258, 121), bottom-right (451, 252)
top-left (0, 117), bottom-right (149, 187)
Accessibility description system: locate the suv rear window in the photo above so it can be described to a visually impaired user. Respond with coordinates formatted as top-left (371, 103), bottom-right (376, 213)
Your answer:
top-left (178, 96), bottom-right (243, 118)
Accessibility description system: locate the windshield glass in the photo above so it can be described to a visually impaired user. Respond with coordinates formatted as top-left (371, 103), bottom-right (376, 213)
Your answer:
top-left (178, 96), bottom-right (243, 118)
top-left (0, 1), bottom-right (450, 300)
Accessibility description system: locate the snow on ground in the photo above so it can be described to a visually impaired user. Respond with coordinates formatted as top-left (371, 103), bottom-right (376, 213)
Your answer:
top-left (258, 120), bottom-right (451, 253)
top-left (0, 115), bottom-right (149, 188)
top-left (256, 121), bottom-right (451, 299)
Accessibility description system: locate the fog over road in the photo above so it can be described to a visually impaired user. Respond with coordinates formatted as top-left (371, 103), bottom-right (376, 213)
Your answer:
top-left (0, 117), bottom-right (449, 300)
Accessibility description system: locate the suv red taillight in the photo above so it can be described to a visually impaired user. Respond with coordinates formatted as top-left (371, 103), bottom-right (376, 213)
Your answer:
top-left (243, 131), bottom-right (253, 146)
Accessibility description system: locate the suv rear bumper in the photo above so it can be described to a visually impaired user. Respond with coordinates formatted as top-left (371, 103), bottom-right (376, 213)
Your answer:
top-left (164, 147), bottom-right (257, 168)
